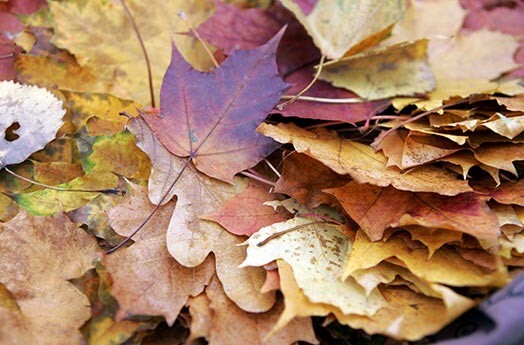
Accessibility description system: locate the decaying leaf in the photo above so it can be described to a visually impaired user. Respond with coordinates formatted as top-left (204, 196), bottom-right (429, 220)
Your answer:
top-left (103, 182), bottom-right (215, 325)
top-left (83, 132), bottom-right (151, 180)
top-left (0, 81), bottom-right (65, 169)
top-left (280, 66), bottom-right (390, 122)
top-left (240, 200), bottom-right (387, 316)
top-left (3, 0), bottom-right (524, 343)
top-left (202, 181), bottom-right (289, 236)
top-left (61, 91), bottom-right (140, 135)
top-left (190, 276), bottom-right (318, 345)
top-left (197, 0), bottom-right (320, 76)
top-left (319, 40), bottom-right (435, 100)
top-left (14, 54), bottom-right (111, 94)
top-left (13, 172), bottom-right (118, 216)
top-left (0, 211), bottom-right (101, 345)
top-left (274, 153), bottom-right (351, 208)
top-left (383, 0), bottom-right (466, 44)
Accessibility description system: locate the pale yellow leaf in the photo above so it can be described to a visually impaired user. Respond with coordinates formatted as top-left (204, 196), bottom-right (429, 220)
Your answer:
top-left (384, 0), bottom-right (466, 44)
top-left (319, 40), bottom-right (435, 100)
top-left (280, 0), bottom-right (407, 59)
top-left (50, 0), bottom-right (215, 105)
top-left (344, 231), bottom-right (508, 287)
top-left (240, 201), bottom-right (387, 316)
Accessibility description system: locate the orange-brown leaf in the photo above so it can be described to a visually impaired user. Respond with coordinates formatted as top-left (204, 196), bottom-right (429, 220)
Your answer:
top-left (103, 182), bottom-right (214, 325)
top-left (327, 182), bottom-right (500, 247)
top-left (202, 181), bottom-right (289, 236)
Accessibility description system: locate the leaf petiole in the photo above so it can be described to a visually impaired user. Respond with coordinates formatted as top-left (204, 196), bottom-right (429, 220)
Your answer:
top-left (256, 220), bottom-right (325, 247)
top-left (106, 155), bottom-right (193, 254)
top-left (4, 167), bottom-right (124, 195)
top-left (277, 55), bottom-right (326, 110)
top-left (119, 0), bottom-right (155, 107)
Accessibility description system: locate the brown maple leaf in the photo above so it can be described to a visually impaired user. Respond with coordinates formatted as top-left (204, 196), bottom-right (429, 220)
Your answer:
top-left (103, 182), bottom-right (214, 325)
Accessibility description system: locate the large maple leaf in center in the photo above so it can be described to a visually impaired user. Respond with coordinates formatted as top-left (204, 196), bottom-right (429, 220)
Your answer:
top-left (143, 30), bottom-right (288, 183)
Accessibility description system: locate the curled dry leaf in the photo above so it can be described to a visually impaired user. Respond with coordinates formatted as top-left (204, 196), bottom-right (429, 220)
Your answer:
top-left (0, 211), bottom-right (101, 345)
top-left (276, 260), bottom-right (474, 341)
top-left (344, 231), bottom-right (508, 287)
top-left (486, 179), bottom-right (524, 207)
top-left (258, 122), bottom-right (472, 195)
top-left (0, 81), bottom-right (65, 169)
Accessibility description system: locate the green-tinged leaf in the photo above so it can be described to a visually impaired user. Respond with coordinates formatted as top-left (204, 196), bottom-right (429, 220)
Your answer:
top-left (13, 172), bottom-right (118, 216)
top-left (83, 132), bottom-right (151, 180)
top-left (319, 40), bottom-right (435, 100)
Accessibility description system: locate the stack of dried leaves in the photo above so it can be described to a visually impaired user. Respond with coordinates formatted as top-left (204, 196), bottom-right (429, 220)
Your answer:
top-left (1, 0), bottom-right (524, 344)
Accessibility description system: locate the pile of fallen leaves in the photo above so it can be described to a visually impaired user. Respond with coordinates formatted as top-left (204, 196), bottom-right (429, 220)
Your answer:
top-left (1, 0), bottom-right (524, 344)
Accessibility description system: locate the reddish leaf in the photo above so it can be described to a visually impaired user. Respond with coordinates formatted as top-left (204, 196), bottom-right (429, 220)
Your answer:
top-left (295, 0), bottom-right (317, 15)
top-left (8, 0), bottom-right (46, 15)
top-left (197, 1), bottom-right (320, 76)
top-left (486, 179), bottom-right (524, 206)
top-left (0, 0), bottom-right (45, 33)
top-left (274, 153), bottom-right (351, 208)
top-left (462, 2), bottom-right (524, 36)
top-left (280, 66), bottom-right (390, 122)
top-left (326, 181), bottom-right (500, 247)
top-left (143, 31), bottom-right (288, 183)
top-left (0, 37), bottom-right (19, 81)
top-left (457, 248), bottom-right (498, 271)
top-left (202, 181), bottom-right (290, 236)
top-left (0, 12), bottom-right (23, 32)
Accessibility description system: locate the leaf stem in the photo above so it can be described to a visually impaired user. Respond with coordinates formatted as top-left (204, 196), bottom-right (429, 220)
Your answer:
top-left (373, 98), bottom-right (470, 147)
top-left (264, 159), bottom-right (281, 178)
top-left (4, 167), bottom-right (124, 195)
top-left (178, 11), bottom-right (220, 69)
top-left (277, 55), bottom-right (326, 110)
top-left (0, 53), bottom-right (15, 61)
top-left (279, 95), bottom-right (366, 104)
top-left (256, 220), bottom-right (325, 246)
top-left (106, 156), bottom-right (193, 254)
top-left (240, 170), bottom-right (275, 187)
top-left (119, 0), bottom-right (155, 107)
